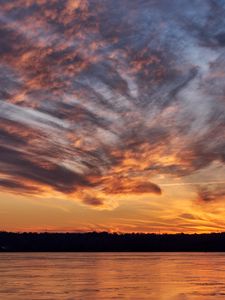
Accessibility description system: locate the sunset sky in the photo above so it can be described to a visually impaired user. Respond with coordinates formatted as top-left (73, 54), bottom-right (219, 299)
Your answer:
top-left (0, 0), bottom-right (225, 233)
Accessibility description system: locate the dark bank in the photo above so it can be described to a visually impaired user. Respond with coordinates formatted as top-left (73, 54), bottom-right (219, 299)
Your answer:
top-left (1, 232), bottom-right (225, 252)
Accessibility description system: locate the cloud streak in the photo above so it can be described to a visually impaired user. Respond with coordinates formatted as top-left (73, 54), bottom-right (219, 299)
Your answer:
top-left (0, 0), bottom-right (224, 208)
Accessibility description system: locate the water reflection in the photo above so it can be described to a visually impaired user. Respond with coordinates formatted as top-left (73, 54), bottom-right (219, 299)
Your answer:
top-left (0, 253), bottom-right (225, 299)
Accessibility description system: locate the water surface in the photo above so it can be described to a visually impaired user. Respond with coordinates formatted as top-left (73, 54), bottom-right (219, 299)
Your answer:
top-left (0, 253), bottom-right (225, 299)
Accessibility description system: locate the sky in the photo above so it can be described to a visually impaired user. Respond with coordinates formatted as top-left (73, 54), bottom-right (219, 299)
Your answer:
top-left (0, 0), bottom-right (225, 233)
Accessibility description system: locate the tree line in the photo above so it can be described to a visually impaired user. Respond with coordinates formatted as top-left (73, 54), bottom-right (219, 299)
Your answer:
top-left (1, 231), bottom-right (225, 251)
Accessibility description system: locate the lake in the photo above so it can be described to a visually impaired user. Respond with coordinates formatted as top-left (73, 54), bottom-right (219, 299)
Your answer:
top-left (0, 253), bottom-right (225, 299)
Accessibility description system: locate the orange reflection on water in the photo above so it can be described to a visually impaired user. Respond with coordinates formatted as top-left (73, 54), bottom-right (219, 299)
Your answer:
top-left (0, 253), bottom-right (225, 300)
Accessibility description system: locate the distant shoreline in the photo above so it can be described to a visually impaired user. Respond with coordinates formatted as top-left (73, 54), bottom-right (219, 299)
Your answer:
top-left (1, 232), bottom-right (225, 252)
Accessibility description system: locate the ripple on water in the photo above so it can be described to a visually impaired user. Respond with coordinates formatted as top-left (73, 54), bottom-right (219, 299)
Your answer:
top-left (1, 253), bottom-right (225, 300)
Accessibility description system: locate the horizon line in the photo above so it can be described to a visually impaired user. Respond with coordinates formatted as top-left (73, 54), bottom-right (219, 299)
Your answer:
top-left (1, 231), bottom-right (225, 235)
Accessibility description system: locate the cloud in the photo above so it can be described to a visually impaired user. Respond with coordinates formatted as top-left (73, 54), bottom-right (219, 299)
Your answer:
top-left (82, 195), bottom-right (104, 207)
top-left (179, 213), bottom-right (197, 220)
top-left (0, 178), bottom-right (40, 193)
top-left (0, 0), bottom-right (224, 207)
top-left (101, 177), bottom-right (162, 195)
top-left (131, 182), bottom-right (162, 194)
top-left (197, 185), bottom-right (225, 203)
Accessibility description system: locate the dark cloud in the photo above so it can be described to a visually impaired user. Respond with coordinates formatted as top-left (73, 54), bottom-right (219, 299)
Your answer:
top-left (198, 186), bottom-right (225, 203)
top-left (82, 195), bottom-right (104, 207)
top-left (0, 0), bottom-right (224, 204)
top-left (0, 145), bottom-right (93, 194)
top-left (101, 177), bottom-right (162, 195)
top-left (0, 178), bottom-right (40, 194)
top-left (132, 182), bottom-right (162, 195)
